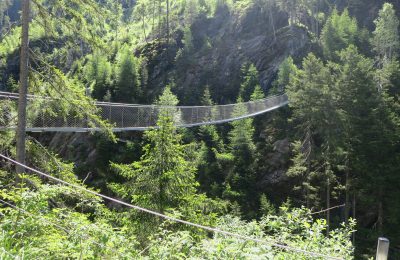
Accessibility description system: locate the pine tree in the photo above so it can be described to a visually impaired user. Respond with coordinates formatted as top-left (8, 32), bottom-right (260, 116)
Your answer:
top-left (110, 87), bottom-right (197, 214)
top-left (197, 87), bottom-right (226, 196)
top-left (372, 3), bottom-right (399, 63)
top-left (286, 53), bottom-right (339, 212)
top-left (114, 46), bottom-right (141, 103)
top-left (239, 63), bottom-right (260, 101)
top-left (320, 9), bottom-right (358, 61)
top-left (225, 96), bottom-right (257, 218)
top-left (184, 0), bottom-right (199, 26)
top-left (275, 56), bottom-right (296, 93)
top-left (334, 46), bottom-right (394, 235)
top-left (83, 52), bottom-right (112, 100)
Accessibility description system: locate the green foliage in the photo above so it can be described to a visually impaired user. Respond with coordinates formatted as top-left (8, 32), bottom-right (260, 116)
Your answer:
top-left (147, 207), bottom-right (354, 259)
top-left (4, 0), bottom-right (400, 258)
top-left (83, 51), bottom-right (112, 100)
top-left (259, 194), bottom-right (276, 215)
top-left (274, 56), bottom-right (297, 93)
top-left (250, 84), bottom-right (264, 100)
top-left (196, 88), bottom-right (227, 197)
top-left (110, 87), bottom-right (197, 214)
top-left (372, 3), bottom-right (400, 62)
top-left (320, 9), bottom-right (359, 61)
top-left (225, 96), bottom-right (257, 218)
top-left (114, 45), bottom-right (141, 102)
top-left (286, 53), bottom-right (339, 207)
top-left (239, 63), bottom-right (260, 101)
top-left (184, 0), bottom-right (200, 25)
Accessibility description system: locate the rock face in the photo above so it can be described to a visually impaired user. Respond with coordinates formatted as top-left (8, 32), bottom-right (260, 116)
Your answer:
top-left (144, 5), bottom-right (310, 105)
top-left (47, 132), bottom-right (97, 166)
top-left (260, 138), bottom-right (290, 186)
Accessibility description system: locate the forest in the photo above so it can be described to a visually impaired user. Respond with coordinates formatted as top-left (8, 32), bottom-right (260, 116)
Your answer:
top-left (0, 0), bottom-right (400, 259)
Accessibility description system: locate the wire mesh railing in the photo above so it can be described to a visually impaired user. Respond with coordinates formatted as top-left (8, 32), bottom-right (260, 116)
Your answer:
top-left (0, 91), bottom-right (288, 132)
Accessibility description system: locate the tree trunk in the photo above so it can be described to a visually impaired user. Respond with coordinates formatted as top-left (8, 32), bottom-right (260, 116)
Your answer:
top-left (16, 0), bottom-right (30, 174)
top-left (326, 176), bottom-right (330, 235)
top-left (142, 12), bottom-right (148, 43)
top-left (344, 163), bottom-right (350, 223)
top-left (152, 0), bottom-right (156, 32)
top-left (305, 127), bottom-right (311, 208)
top-left (158, 0), bottom-right (162, 39)
top-left (377, 185), bottom-right (384, 234)
top-left (352, 192), bottom-right (356, 244)
top-left (166, 0), bottom-right (169, 44)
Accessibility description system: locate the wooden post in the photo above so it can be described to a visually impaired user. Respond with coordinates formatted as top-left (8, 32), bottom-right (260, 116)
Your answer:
top-left (16, 0), bottom-right (30, 174)
top-left (376, 237), bottom-right (390, 260)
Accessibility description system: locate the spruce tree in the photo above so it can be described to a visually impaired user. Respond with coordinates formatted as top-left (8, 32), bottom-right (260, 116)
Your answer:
top-left (115, 46), bottom-right (141, 103)
top-left (110, 87), bottom-right (197, 214)
top-left (320, 9), bottom-right (358, 61)
top-left (225, 96), bottom-right (257, 218)
top-left (240, 63), bottom-right (260, 101)
top-left (83, 51), bottom-right (112, 100)
top-left (197, 87), bottom-right (226, 196)
top-left (372, 3), bottom-right (399, 63)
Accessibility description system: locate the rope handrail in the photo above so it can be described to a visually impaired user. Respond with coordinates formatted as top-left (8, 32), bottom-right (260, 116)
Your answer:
top-left (0, 153), bottom-right (343, 260)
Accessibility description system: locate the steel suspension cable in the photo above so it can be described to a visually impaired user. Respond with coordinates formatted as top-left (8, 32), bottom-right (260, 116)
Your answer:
top-left (310, 204), bottom-right (346, 215)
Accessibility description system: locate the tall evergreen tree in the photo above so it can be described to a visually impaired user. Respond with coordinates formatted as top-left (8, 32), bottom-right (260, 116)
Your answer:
top-left (275, 56), bottom-right (296, 93)
top-left (320, 9), bottom-right (358, 61)
top-left (225, 96), bottom-right (257, 218)
top-left (286, 53), bottom-right (338, 211)
top-left (83, 52), bottom-right (112, 100)
top-left (114, 46), bottom-right (141, 103)
top-left (239, 63), bottom-right (260, 101)
top-left (372, 3), bottom-right (399, 64)
top-left (197, 87), bottom-right (226, 196)
top-left (110, 87), bottom-right (197, 214)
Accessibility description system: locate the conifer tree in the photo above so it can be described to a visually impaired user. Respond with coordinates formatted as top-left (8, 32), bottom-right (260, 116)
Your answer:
top-left (286, 53), bottom-right (338, 211)
top-left (275, 56), bottom-right (296, 92)
top-left (372, 3), bottom-right (399, 64)
top-left (240, 63), bottom-right (260, 101)
top-left (83, 52), bottom-right (112, 100)
top-left (184, 0), bottom-right (199, 26)
top-left (334, 46), bottom-right (387, 232)
top-left (115, 46), bottom-right (141, 103)
top-left (111, 87), bottom-right (197, 214)
top-left (197, 87), bottom-right (226, 196)
top-left (320, 9), bottom-right (358, 61)
top-left (225, 96), bottom-right (257, 218)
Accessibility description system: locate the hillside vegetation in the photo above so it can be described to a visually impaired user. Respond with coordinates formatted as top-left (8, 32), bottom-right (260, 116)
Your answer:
top-left (1, 0), bottom-right (400, 259)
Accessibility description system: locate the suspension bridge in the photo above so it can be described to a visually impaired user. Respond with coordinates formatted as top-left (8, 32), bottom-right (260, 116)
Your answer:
top-left (0, 91), bottom-right (288, 132)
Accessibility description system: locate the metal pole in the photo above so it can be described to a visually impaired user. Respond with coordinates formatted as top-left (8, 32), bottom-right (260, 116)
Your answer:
top-left (376, 237), bottom-right (390, 260)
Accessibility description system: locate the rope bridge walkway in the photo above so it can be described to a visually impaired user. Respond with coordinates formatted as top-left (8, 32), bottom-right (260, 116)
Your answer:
top-left (0, 91), bottom-right (288, 132)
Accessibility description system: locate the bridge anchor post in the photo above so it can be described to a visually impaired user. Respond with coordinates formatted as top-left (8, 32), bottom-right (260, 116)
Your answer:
top-left (376, 237), bottom-right (389, 260)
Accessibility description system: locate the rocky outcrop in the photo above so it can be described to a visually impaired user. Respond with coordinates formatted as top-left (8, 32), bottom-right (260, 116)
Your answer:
top-left (142, 4), bottom-right (310, 105)
top-left (260, 138), bottom-right (290, 185)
